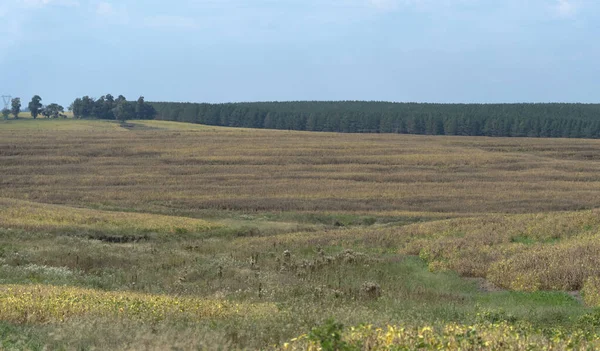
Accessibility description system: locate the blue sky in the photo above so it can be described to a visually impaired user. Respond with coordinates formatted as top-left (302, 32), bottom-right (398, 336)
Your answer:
top-left (0, 0), bottom-right (598, 106)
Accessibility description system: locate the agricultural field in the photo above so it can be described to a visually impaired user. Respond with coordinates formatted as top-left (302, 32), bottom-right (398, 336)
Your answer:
top-left (1, 118), bottom-right (600, 349)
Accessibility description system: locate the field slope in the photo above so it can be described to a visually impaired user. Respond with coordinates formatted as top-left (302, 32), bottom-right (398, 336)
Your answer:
top-left (1, 118), bottom-right (600, 349)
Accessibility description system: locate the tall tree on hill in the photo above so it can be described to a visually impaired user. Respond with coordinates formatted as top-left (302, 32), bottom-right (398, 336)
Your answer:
top-left (94, 96), bottom-right (107, 118)
top-left (80, 96), bottom-right (95, 118)
top-left (11, 98), bottom-right (21, 119)
top-left (136, 96), bottom-right (148, 119)
top-left (104, 94), bottom-right (115, 119)
top-left (70, 98), bottom-right (83, 119)
top-left (113, 100), bottom-right (126, 123)
top-left (28, 95), bottom-right (42, 119)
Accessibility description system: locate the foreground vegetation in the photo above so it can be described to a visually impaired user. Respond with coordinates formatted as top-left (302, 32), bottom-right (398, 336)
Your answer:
top-left (1, 118), bottom-right (600, 349)
top-left (285, 317), bottom-right (600, 350)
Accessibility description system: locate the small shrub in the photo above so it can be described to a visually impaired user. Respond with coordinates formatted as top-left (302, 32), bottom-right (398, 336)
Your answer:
top-left (308, 318), bottom-right (355, 351)
top-left (476, 309), bottom-right (518, 324)
top-left (361, 282), bottom-right (382, 300)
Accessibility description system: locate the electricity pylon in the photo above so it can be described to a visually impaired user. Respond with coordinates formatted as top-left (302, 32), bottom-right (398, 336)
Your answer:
top-left (2, 95), bottom-right (11, 110)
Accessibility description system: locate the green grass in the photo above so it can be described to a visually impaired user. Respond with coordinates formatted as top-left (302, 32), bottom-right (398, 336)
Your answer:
top-left (0, 321), bottom-right (46, 351)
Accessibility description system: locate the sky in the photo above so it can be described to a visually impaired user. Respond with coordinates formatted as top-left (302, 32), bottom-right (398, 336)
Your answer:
top-left (0, 0), bottom-right (598, 106)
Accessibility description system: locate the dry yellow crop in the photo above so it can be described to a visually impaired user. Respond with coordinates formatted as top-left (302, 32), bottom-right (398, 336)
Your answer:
top-left (283, 322), bottom-right (600, 350)
top-left (582, 277), bottom-right (600, 307)
top-left (0, 284), bottom-right (277, 324)
top-left (0, 198), bottom-right (220, 235)
top-left (3, 119), bottom-right (600, 215)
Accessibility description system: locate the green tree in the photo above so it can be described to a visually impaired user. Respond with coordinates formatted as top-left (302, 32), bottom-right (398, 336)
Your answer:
top-left (93, 96), bottom-right (107, 118)
top-left (71, 98), bottom-right (83, 119)
top-left (144, 103), bottom-right (157, 120)
top-left (44, 103), bottom-right (64, 118)
top-left (1, 109), bottom-right (9, 120)
top-left (133, 96), bottom-right (156, 120)
top-left (113, 101), bottom-right (126, 123)
top-left (28, 95), bottom-right (43, 119)
top-left (113, 100), bottom-right (135, 123)
top-left (41, 107), bottom-right (50, 118)
top-left (104, 94), bottom-right (115, 119)
top-left (89, 94), bottom-right (116, 119)
top-left (11, 98), bottom-right (21, 119)
top-left (80, 96), bottom-right (95, 118)
top-left (135, 96), bottom-right (146, 119)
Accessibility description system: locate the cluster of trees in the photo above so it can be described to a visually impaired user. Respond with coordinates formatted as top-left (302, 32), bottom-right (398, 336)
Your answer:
top-left (151, 101), bottom-right (600, 139)
top-left (2, 95), bottom-right (67, 120)
top-left (70, 95), bottom-right (156, 122)
top-left (2, 94), bottom-right (156, 122)
top-left (30, 95), bottom-right (66, 118)
top-left (2, 97), bottom-right (24, 120)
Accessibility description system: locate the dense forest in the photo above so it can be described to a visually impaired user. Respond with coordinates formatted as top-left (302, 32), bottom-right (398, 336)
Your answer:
top-left (70, 95), bottom-right (156, 121)
top-left (151, 101), bottom-right (600, 138)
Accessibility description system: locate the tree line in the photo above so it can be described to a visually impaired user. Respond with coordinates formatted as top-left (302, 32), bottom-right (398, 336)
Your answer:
top-left (151, 101), bottom-right (600, 138)
top-left (2, 96), bottom-right (68, 120)
top-left (70, 95), bottom-right (156, 121)
top-left (5, 98), bottom-right (600, 139)
top-left (2, 95), bottom-right (157, 122)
